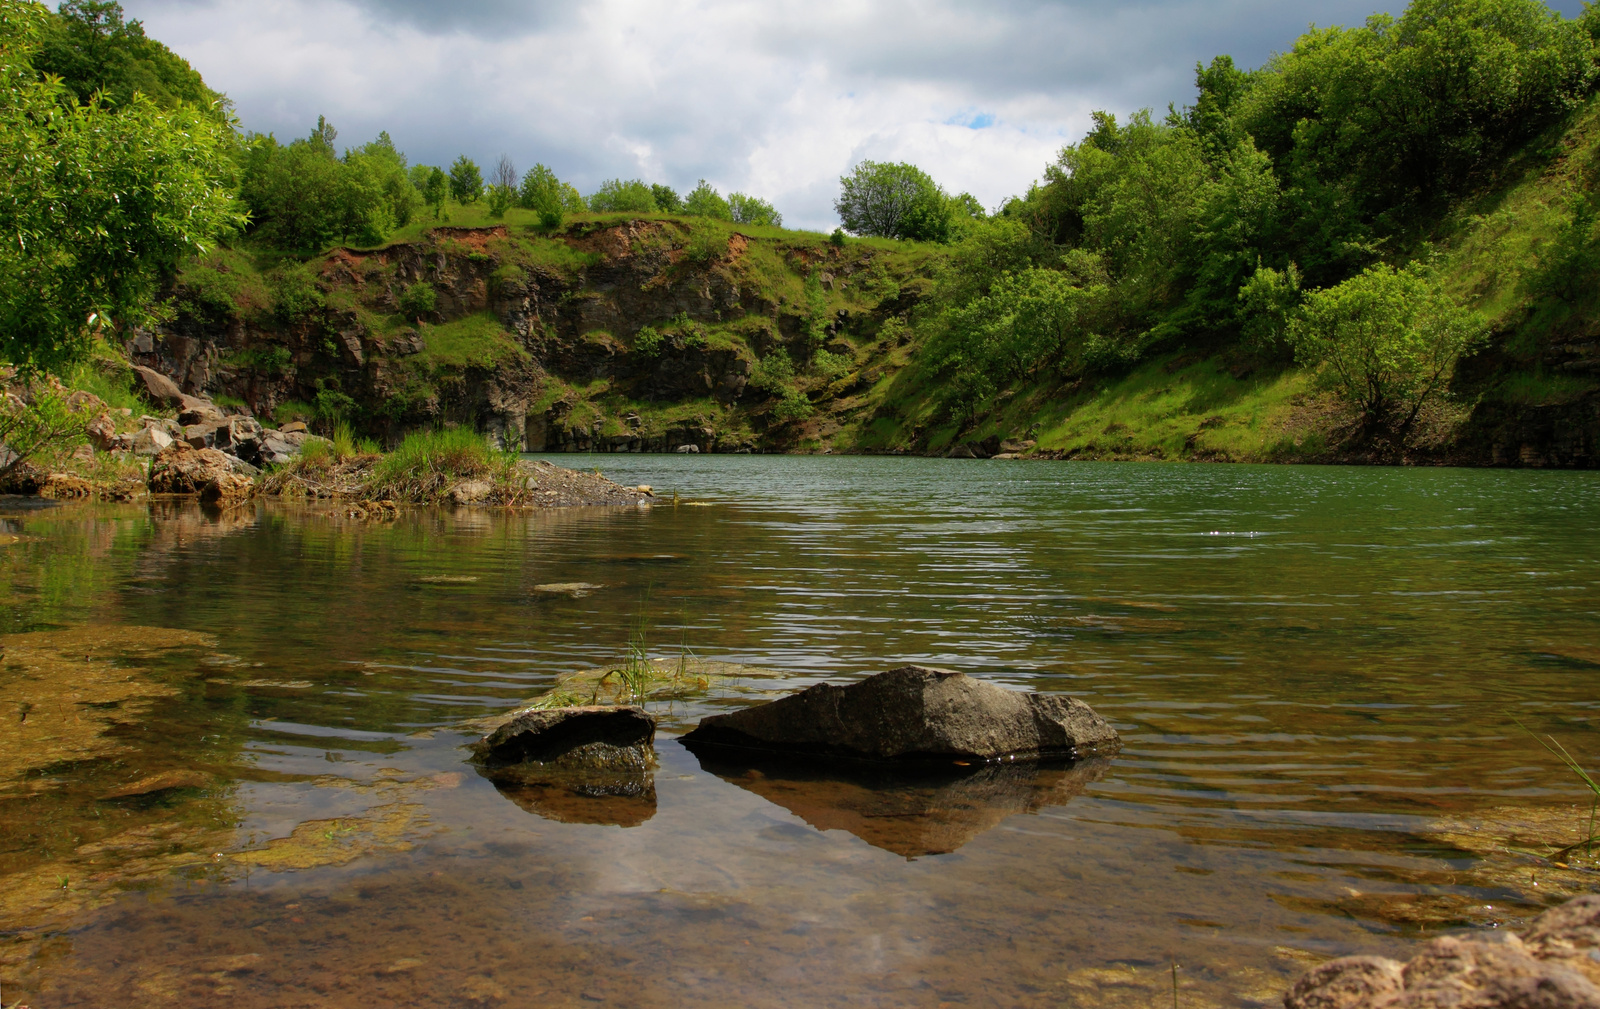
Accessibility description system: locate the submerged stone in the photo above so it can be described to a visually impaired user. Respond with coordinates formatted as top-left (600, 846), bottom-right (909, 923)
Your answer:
top-left (679, 664), bottom-right (1119, 763)
top-left (1285, 896), bottom-right (1600, 1009)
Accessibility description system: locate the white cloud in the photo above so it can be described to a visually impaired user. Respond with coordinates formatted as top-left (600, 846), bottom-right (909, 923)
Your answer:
top-left (124, 0), bottom-right (1591, 231)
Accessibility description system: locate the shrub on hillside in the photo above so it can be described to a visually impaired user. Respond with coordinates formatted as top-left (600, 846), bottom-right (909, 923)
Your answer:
top-left (1288, 264), bottom-right (1487, 437)
top-left (588, 179), bottom-right (656, 213)
top-left (398, 281), bottom-right (437, 320)
top-left (728, 192), bottom-right (782, 227)
top-left (683, 180), bottom-right (732, 220)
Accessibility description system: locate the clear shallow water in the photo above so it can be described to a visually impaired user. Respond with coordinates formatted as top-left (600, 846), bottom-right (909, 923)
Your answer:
top-left (1, 458), bottom-right (1598, 1007)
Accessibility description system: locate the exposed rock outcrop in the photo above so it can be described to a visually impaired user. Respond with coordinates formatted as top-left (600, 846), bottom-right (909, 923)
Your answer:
top-left (679, 665), bottom-right (1120, 762)
top-left (1285, 896), bottom-right (1600, 1009)
top-left (148, 444), bottom-right (247, 494)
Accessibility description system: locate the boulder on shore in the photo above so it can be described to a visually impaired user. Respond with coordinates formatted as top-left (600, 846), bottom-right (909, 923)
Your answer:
top-left (149, 443), bottom-right (236, 494)
top-left (679, 665), bottom-right (1120, 763)
top-left (1285, 895), bottom-right (1600, 1009)
top-left (131, 365), bottom-right (183, 408)
top-left (200, 472), bottom-right (255, 507)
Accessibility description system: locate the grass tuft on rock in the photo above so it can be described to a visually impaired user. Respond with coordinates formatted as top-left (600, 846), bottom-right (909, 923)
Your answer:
top-left (365, 427), bottom-right (521, 502)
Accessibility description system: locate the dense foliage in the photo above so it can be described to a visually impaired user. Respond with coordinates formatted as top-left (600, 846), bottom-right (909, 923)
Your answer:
top-left (905, 0), bottom-right (1600, 438)
top-left (1, 0), bottom-right (241, 373)
top-left (239, 121), bottom-right (419, 250)
top-left (32, 0), bottom-right (220, 114)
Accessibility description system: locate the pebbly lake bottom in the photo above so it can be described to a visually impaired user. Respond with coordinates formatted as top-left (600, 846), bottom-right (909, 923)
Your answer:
top-left (2, 456), bottom-right (1598, 1007)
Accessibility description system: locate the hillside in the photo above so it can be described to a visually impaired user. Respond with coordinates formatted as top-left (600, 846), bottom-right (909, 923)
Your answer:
top-left (23, 0), bottom-right (1600, 468)
top-left (139, 107), bottom-right (1600, 468)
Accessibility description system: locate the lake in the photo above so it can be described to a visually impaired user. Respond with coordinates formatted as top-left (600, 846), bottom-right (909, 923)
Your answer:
top-left (2, 456), bottom-right (1597, 1008)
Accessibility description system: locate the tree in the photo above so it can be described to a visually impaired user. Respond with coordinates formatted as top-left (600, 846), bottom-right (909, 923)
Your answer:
top-left (651, 184), bottom-right (682, 213)
top-left (0, 1), bottom-right (242, 374)
top-left (1288, 264), bottom-right (1487, 437)
top-left (487, 153), bottom-right (516, 217)
top-left (728, 192), bottom-right (782, 227)
top-left (349, 130), bottom-right (420, 229)
top-left (239, 120), bottom-right (404, 248)
top-left (683, 179), bottom-right (731, 219)
top-left (835, 161), bottom-right (952, 241)
top-left (33, 0), bottom-right (222, 115)
top-left (424, 167), bottom-right (448, 219)
top-left (449, 155), bottom-right (482, 204)
top-left (588, 178), bottom-right (656, 213)
top-left (517, 163), bottom-right (569, 227)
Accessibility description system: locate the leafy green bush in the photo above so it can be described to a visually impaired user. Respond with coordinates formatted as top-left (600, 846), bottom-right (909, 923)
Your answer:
top-left (1237, 263), bottom-right (1302, 351)
top-left (313, 387), bottom-right (357, 427)
top-left (588, 179), bottom-right (656, 213)
top-left (398, 280), bottom-right (437, 319)
top-left (772, 388), bottom-right (814, 423)
top-left (1, 5), bottom-right (242, 374)
top-left (487, 183), bottom-right (514, 218)
top-left (683, 180), bottom-right (732, 220)
top-left (633, 325), bottom-right (663, 358)
top-left (0, 384), bottom-right (87, 478)
top-left (267, 263), bottom-right (325, 321)
top-left (812, 348), bottom-right (852, 377)
top-left (1523, 193), bottom-right (1600, 303)
top-left (1288, 264), bottom-right (1488, 435)
top-left (651, 184), bottom-right (682, 212)
top-left (232, 344), bottom-right (292, 375)
top-left (518, 163), bottom-right (583, 228)
top-left (728, 192), bottom-right (782, 226)
top-left (829, 228), bottom-right (847, 247)
top-left (749, 350), bottom-right (796, 393)
top-left (684, 226), bottom-right (725, 263)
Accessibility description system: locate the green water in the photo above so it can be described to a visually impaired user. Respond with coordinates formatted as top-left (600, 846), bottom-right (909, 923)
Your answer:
top-left (1, 458), bottom-right (1597, 1008)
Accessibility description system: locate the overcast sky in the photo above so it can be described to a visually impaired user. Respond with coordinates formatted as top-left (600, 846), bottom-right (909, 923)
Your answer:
top-left (125, 0), bottom-right (1588, 231)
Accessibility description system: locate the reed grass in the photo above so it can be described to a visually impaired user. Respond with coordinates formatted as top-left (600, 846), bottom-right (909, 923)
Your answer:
top-left (1517, 720), bottom-right (1599, 860)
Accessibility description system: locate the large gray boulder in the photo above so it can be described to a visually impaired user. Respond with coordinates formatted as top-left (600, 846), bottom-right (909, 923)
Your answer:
top-left (680, 665), bottom-right (1119, 762)
top-left (1285, 896), bottom-right (1600, 1009)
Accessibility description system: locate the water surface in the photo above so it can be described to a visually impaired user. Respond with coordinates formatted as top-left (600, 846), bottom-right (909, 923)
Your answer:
top-left (2, 458), bottom-right (1597, 1008)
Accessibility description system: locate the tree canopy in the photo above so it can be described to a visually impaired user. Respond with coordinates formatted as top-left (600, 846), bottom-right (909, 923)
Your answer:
top-left (0, 0), bottom-right (241, 373)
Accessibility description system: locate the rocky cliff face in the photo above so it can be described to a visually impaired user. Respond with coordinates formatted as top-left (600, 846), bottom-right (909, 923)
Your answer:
top-left (135, 221), bottom-right (923, 454)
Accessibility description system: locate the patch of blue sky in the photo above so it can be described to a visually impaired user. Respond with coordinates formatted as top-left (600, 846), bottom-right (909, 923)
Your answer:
top-left (945, 110), bottom-right (996, 130)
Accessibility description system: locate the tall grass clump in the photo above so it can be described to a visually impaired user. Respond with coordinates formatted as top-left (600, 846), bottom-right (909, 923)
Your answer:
top-left (364, 427), bottom-right (517, 501)
top-left (1520, 721), bottom-right (1600, 860)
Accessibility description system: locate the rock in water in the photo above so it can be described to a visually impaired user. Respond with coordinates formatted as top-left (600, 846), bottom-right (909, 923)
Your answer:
top-left (468, 705), bottom-right (660, 827)
top-left (680, 665), bottom-right (1119, 762)
top-left (1284, 895), bottom-right (1600, 1009)
top-left (469, 705), bottom-right (657, 767)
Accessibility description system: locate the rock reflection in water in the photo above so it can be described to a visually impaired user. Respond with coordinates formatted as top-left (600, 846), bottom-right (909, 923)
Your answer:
top-left (682, 743), bottom-right (1111, 857)
top-left (476, 761), bottom-right (657, 827)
